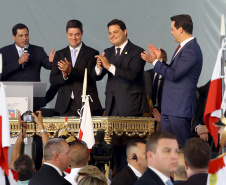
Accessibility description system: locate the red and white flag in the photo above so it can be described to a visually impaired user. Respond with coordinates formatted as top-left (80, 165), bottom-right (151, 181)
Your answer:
top-left (0, 82), bottom-right (11, 175)
top-left (207, 154), bottom-right (226, 185)
top-left (204, 41), bottom-right (226, 147)
top-left (78, 96), bottom-right (95, 152)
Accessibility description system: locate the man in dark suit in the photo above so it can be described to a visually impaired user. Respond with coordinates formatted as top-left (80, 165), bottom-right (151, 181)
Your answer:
top-left (95, 19), bottom-right (149, 171)
top-left (177, 137), bottom-right (211, 185)
top-left (50, 20), bottom-right (102, 116)
top-left (111, 139), bottom-right (147, 185)
top-left (135, 132), bottom-right (179, 185)
top-left (144, 49), bottom-right (168, 113)
top-left (141, 14), bottom-right (203, 147)
top-left (0, 23), bottom-right (54, 81)
top-left (29, 138), bottom-right (72, 185)
top-left (95, 19), bottom-right (149, 117)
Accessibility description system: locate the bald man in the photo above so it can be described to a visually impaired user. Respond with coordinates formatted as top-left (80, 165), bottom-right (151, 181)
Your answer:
top-left (111, 139), bottom-right (147, 185)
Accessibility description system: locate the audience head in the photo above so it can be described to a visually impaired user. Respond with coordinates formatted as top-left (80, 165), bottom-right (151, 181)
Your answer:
top-left (126, 139), bottom-right (147, 174)
top-left (70, 140), bottom-right (89, 168)
top-left (184, 137), bottom-right (211, 173)
top-left (160, 48), bottom-right (167, 62)
top-left (107, 19), bottom-right (127, 47)
top-left (170, 14), bottom-right (193, 43)
top-left (78, 175), bottom-right (107, 185)
top-left (44, 138), bottom-right (71, 172)
top-left (12, 23), bottom-right (29, 48)
top-left (66, 19), bottom-right (83, 49)
top-left (14, 155), bottom-right (35, 181)
top-left (174, 148), bottom-right (187, 181)
top-left (146, 132), bottom-right (179, 177)
top-left (76, 165), bottom-right (107, 184)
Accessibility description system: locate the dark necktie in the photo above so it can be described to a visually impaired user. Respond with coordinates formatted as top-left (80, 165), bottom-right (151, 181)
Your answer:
top-left (174, 44), bottom-right (181, 56)
top-left (115, 48), bottom-right (121, 65)
top-left (152, 73), bottom-right (160, 106)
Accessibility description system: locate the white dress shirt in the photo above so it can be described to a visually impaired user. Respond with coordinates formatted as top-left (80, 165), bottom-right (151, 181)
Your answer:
top-left (64, 167), bottom-right (82, 185)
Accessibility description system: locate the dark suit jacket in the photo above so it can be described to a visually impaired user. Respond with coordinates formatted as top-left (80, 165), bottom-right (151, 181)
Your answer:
top-left (177, 173), bottom-right (208, 185)
top-left (154, 38), bottom-right (203, 118)
top-left (50, 43), bottom-right (102, 114)
top-left (135, 168), bottom-right (165, 185)
top-left (95, 40), bottom-right (149, 116)
top-left (28, 164), bottom-right (71, 185)
top-left (0, 43), bottom-right (52, 81)
top-left (144, 64), bottom-right (166, 112)
top-left (111, 165), bottom-right (138, 185)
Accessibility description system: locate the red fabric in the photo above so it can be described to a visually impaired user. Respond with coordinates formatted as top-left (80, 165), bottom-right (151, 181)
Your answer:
top-left (78, 130), bottom-right (83, 140)
top-left (10, 169), bottom-right (18, 181)
top-left (204, 79), bottom-right (221, 147)
top-left (0, 116), bottom-right (9, 176)
top-left (176, 44), bottom-right (181, 53)
top-left (65, 168), bottom-right (71, 174)
top-left (208, 156), bottom-right (225, 173)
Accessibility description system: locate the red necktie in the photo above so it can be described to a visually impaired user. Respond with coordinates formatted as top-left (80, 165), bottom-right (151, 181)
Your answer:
top-left (175, 44), bottom-right (181, 53)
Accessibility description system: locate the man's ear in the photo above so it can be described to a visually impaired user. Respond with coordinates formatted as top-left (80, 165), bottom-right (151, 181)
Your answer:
top-left (124, 29), bottom-right (127, 36)
top-left (184, 160), bottom-right (188, 170)
top-left (12, 35), bottom-right (16, 41)
top-left (146, 151), bottom-right (154, 161)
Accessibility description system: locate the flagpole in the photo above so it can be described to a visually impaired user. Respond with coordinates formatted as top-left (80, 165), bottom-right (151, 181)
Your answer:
top-left (221, 14), bottom-right (225, 108)
top-left (220, 14), bottom-right (226, 154)
top-left (80, 68), bottom-right (87, 125)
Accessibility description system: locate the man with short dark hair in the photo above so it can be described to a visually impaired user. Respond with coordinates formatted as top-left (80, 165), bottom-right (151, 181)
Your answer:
top-left (135, 132), bottom-right (179, 185)
top-left (29, 138), bottom-right (72, 185)
top-left (0, 23), bottom-right (54, 81)
top-left (14, 155), bottom-right (35, 185)
top-left (50, 19), bottom-right (102, 116)
top-left (111, 139), bottom-right (147, 185)
top-left (95, 19), bottom-right (149, 117)
top-left (64, 140), bottom-right (89, 185)
top-left (177, 137), bottom-right (211, 185)
top-left (142, 14), bottom-right (203, 147)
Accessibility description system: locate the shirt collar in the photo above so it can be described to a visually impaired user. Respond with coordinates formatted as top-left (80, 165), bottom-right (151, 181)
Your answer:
top-left (128, 163), bottom-right (142, 178)
top-left (44, 162), bottom-right (63, 176)
top-left (180, 36), bottom-right (194, 48)
top-left (148, 166), bottom-right (170, 185)
top-left (115, 39), bottom-right (128, 54)
top-left (69, 42), bottom-right (82, 52)
top-left (15, 43), bottom-right (29, 55)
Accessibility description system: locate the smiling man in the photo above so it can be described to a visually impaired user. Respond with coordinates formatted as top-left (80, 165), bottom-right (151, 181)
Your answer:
top-left (95, 19), bottom-right (149, 171)
top-left (135, 132), bottom-right (179, 185)
top-left (50, 20), bottom-right (102, 116)
top-left (0, 23), bottom-right (55, 81)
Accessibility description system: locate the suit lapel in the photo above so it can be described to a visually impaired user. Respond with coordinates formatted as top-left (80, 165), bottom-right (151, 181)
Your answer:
top-left (117, 40), bottom-right (131, 67)
top-left (11, 44), bottom-right (20, 59)
top-left (109, 46), bottom-right (116, 65)
top-left (64, 46), bottom-right (72, 65)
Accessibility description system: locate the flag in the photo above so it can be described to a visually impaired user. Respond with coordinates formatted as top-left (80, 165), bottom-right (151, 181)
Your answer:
top-left (78, 96), bottom-right (95, 152)
top-left (204, 40), bottom-right (226, 147)
top-left (207, 154), bottom-right (226, 185)
top-left (0, 82), bottom-right (11, 176)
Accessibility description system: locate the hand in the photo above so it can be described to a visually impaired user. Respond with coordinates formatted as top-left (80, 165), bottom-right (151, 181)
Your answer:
top-left (197, 125), bottom-right (208, 136)
top-left (148, 44), bottom-right (162, 61)
top-left (95, 52), bottom-right (111, 70)
top-left (152, 108), bottom-right (161, 123)
top-left (49, 48), bottom-right (55, 63)
top-left (199, 133), bottom-right (209, 141)
top-left (18, 53), bottom-right (29, 64)
top-left (18, 111), bottom-right (27, 138)
top-left (141, 51), bottom-right (155, 63)
top-left (58, 57), bottom-right (72, 73)
top-left (32, 111), bottom-right (44, 130)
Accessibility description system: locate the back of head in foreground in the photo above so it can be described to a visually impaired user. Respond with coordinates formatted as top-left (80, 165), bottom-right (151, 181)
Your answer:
top-left (184, 137), bottom-right (211, 174)
top-left (76, 165), bottom-right (107, 184)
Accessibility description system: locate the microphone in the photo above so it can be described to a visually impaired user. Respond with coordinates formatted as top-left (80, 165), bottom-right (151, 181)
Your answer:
top-left (22, 45), bottom-right (29, 69)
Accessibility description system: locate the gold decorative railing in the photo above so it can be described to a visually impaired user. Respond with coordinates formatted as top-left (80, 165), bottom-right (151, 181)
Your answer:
top-left (10, 117), bottom-right (155, 143)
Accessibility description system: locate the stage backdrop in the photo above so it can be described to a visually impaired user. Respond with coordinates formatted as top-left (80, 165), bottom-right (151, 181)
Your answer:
top-left (0, 0), bottom-right (224, 108)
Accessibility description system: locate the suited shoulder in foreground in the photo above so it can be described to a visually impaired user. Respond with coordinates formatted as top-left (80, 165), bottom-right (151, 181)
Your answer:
top-left (29, 138), bottom-right (72, 185)
top-left (135, 132), bottom-right (179, 185)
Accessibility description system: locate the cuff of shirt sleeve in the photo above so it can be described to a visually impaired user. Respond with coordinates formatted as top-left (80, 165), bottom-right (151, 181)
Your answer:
top-left (108, 64), bottom-right (115, 76)
top-left (152, 59), bottom-right (159, 66)
top-left (95, 65), bottom-right (102, 76)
